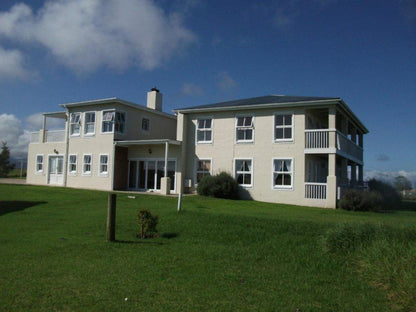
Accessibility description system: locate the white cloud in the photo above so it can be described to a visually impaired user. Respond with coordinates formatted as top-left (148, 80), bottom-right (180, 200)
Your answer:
top-left (25, 113), bottom-right (65, 131)
top-left (365, 170), bottom-right (416, 189)
top-left (0, 114), bottom-right (29, 158)
top-left (217, 71), bottom-right (238, 92)
top-left (0, 46), bottom-right (33, 80)
top-left (0, 0), bottom-right (196, 74)
top-left (181, 82), bottom-right (203, 96)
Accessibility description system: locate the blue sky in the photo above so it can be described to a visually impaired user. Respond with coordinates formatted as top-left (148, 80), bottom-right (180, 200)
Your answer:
top-left (0, 0), bottom-right (415, 183)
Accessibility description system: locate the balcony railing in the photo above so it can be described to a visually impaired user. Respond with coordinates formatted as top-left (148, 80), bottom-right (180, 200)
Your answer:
top-left (305, 182), bottom-right (327, 199)
top-left (30, 130), bottom-right (66, 143)
top-left (305, 129), bottom-right (363, 163)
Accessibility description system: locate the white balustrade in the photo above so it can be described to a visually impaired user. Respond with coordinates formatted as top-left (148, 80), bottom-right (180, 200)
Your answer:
top-left (305, 182), bottom-right (327, 199)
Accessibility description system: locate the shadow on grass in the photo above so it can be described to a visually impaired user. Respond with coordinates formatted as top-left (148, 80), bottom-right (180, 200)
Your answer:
top-left (400, 200), bottom-right (416, 212)
top-left (113, 233), bottom-right (179, 245)
top-left (0, 201), bottom-right (47, 216)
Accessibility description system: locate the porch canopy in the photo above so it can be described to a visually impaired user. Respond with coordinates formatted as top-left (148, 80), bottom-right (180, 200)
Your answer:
top-left (115, 139), bottom-right (181, 178)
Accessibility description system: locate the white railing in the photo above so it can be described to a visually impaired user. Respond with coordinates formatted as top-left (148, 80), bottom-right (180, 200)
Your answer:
top-left (46, 130), bottom-right (65, 142)
top-left (305, 182), bottom-right (327, 199)
top-left (30, 132), bottom-right (39, 143)
top-left (305, 129), bottom-right (330, 149)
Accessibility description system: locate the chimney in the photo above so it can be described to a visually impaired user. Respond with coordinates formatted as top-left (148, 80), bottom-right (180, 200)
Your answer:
top-left (147, 87), bottom-right (162, 111)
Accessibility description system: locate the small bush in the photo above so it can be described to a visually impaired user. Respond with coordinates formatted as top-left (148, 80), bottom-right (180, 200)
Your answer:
top-left (339, 190), bottom-right (383, 212)
top-left (137, 209), bottom-right (158, 239)
top-left (197, 172), bottom-right (239, 199)
top-left (367, 179), bottom-right (401, 210)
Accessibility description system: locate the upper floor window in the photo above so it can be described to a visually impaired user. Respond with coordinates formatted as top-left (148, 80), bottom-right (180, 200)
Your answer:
top-left (84, 112), bottom-right (95, 135)
top-left (235, 159), bottom-right (252, 187)
top-left (196, 118), bottom-right (212, 143)
top-left (36, 155), bottom-right (43, 173)
top-left (236, 116), bottom-right (254, 142)
top-left (196, 159), bottom-right (211, 184)
top-left (273, 158), bottom-right (293, 189)
top-left (102, 111), bottom-right (125, 134)
top-left (274, 114), bottom-right (293, 141)
top-left (142, 118), bottom-right (150, 131)
top-left (70, 112), bottom-right (81, 136)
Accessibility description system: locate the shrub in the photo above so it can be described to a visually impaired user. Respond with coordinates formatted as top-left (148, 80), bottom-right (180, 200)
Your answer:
top-left (367, 179), bottom-right (401, 210)
top-left (197, 171), bottom-right (239, 199)
top-left (137, 209), bottom-right (158, 239)
top-left (339, 189), bottom-right (383, 212)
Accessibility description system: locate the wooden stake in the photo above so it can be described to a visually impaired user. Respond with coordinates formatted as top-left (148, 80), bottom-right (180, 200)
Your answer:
top-left (107, 193), bottom-right (116, 241)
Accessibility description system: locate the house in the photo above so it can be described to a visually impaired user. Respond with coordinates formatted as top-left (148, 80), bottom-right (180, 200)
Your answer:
top-left (27, 89), bottom-right (368, 208)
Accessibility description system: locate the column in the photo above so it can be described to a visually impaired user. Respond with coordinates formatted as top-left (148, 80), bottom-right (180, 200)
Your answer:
top-left (327, 153), bottom-right (337, 209)
top-left (161, 141), bottom-right (170, 195)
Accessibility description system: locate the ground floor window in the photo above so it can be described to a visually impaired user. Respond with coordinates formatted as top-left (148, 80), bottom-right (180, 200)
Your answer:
top-left (128, 159), bottom-right (176, 191)
top-left (234, 159), bottom-right (252, 187)
top-left (36, 155), bottom-right (43, 173)
top-left (273, 158), bottom-right (293, 188)
top-left (196, 159), bottom-right (211, 184)
top-left (68, 155), bottom-right (77, 175)
top-left (83, 154), bottom-right (92, 175)
top-left (99, 154), bottom-right (109, 176)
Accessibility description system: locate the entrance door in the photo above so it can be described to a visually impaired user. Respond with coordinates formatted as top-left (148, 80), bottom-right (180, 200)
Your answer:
top-left (48, 155), bottom-right (64, 185)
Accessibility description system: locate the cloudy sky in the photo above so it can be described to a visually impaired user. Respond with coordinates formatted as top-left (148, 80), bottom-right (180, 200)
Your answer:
top-left (0, 0), bottom-right (415, 184)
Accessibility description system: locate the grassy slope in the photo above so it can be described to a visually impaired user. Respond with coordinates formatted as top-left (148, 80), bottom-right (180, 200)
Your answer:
top-left (0, 184), bottom-right (415, 311)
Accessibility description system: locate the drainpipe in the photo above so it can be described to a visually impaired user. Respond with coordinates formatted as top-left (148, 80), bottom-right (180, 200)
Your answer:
top-left (111, 142), bottom-right (116, 191)
top-left (63, 111), bottom-right (70, 187)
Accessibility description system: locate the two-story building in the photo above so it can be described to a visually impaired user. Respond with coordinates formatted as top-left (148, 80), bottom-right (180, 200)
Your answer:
top-left (27, 90), bottom-right (368, 208)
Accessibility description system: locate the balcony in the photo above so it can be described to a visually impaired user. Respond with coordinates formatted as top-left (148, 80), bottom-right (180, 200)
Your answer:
top-left (30, 130), bottom-right (66, 143)
top-left (305, 129), bottom-right (363, 164)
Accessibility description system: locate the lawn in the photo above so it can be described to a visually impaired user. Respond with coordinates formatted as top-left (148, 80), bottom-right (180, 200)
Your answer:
top-left (0, 184), bottom-right (415, 311)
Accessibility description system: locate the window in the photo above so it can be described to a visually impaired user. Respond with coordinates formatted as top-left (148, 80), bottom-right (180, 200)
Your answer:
top-left (142, 118), bottom-right (150, 131)
top-left (236, 116), bottom-right (254, 142)
top-left (83, 154), bottom-right (92, 175)
top-left (99, 154), bottom-right (109, 175)
top-left (70, 112), bottom-right (81, 136)
top-left (273, 159), bottom-right (293, 188)
top-left (196, 159), bottom-right (211, 183)
top-left (274, 114), bottom-right (293, 141)
top-left (84, 112), bottom-right (95, 135)
top-left (102, 111), bottom-right (125, 133)
top-left (235, 159), bottom-right (252, 187)
top-left (36, 155), bottom-right (43, 173)
top-left (196, 118), bottom-right (212, 143)
top-left (68, 155), bottom-right (77, 175)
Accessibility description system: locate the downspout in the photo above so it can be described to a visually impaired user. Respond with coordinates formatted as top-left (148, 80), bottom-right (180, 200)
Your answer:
top-left (111, 142), bottom-right (116, 191)
top-left (63, 111), bottom-right (70, 187)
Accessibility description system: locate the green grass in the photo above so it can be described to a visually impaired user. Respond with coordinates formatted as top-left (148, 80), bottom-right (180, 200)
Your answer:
top-left (1, 184), bottom-right (415, 311)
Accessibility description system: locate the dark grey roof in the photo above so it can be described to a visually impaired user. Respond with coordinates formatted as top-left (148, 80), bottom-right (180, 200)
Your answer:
top-left (174, 95), bottom-right (340, 111)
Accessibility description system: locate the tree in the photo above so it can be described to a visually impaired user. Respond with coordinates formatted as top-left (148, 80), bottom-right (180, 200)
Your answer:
top-left (0, 142), bottom-right (15, 177)
top-left (394, 175), bottom-right (413, 192)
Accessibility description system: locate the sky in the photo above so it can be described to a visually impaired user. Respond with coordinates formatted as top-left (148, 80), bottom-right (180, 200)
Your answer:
top-left (0, 0), bottom-right (415, 185)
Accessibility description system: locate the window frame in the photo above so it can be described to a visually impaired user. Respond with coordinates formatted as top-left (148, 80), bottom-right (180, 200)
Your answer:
top-left (274, 113), bottom-right (294, 142)
top-left (194, 158), bottom-right (212, 185)
top-left (68, 154), bottom-right (77, 175)
top-left (82, 154), bottom-right (92, 176)
top-left (35, 154), bottom-right (44, 174)
top-left (84, 111), bottom-right (96, 136)
top-left (142, 117), bottom-right (150, 132)
top-left (272, 158), bottom-right (294, 189)
top-left (196, 117), bottom-right (213, 144)
top-left (69, 112), bottom-right (81, 136)
top-left (98, 154), bottom-right (109, 176)
top-left (235, 115), bottom-right (254, 143)
top-left (234, 158), bottom-right (253, 188)
top-left (101, 110), bottom-right (126, 134)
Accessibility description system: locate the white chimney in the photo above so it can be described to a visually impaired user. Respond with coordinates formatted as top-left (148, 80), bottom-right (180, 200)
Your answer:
top-left (147, 87), bottom-right (162, 111)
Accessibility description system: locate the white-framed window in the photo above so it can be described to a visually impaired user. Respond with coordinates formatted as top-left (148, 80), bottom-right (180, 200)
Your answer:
top-left (102, 111), bottom-right (125, 134)
top-left (84, 112), bottom-right (95, 135)
top-left (236, 115), bottom-right (254, 143)
top-left (274, 113), bottom-right (293, 141)
top-left (99, 154), bottom-right (109, 176)
top-left (142, 118), bottom-right (150, 131)
top-left (195, 159), bottom-right (212, 184)
top-left (196, 118), bottom-right (213, 143)
top-left (70, 112), bottom-right (81, 136)
top-left (83, 154), bottom-right (92, 175)
top-left (68, 154), bottom-right (77, 175)
top-left (35, 155), bottom-right (43, 173)
top-left (234, 159), bottom-right (253, 187)
top-left (273, 158), bottom-right (293, 189)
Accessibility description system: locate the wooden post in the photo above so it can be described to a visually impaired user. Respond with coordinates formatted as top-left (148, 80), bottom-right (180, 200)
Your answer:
top-left (107, 193), bottom-right (116, 241)
top-left (177, 193), bottom-right (182, 212)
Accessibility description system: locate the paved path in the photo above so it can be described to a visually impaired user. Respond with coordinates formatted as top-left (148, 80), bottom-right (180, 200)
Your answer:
top-left (0, 178), bottom-right (26, 185)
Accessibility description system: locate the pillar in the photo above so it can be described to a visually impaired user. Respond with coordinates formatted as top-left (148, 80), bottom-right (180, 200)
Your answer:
top-left (327, 153), bottom-right (337, 209)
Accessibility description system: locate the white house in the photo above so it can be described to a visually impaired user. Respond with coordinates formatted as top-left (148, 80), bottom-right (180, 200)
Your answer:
top-left (27, 89), bottom-right (368, 208)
